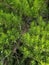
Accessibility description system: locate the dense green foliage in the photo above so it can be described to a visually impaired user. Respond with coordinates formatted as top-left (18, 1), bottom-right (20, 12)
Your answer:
top-left (0, 0), bottom-right (49, 65)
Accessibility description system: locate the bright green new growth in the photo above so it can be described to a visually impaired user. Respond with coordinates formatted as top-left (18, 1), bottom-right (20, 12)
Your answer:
top-left (0, 0), bottom-right (49, 65)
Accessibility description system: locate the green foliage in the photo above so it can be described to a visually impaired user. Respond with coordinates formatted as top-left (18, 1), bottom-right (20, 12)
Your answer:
top-left (0, 0), bottom-right (49, 65)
